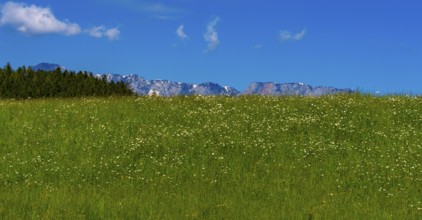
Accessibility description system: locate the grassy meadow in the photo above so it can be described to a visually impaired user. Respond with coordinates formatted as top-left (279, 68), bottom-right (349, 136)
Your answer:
top-left (0, 95), bottom-right (421, 219)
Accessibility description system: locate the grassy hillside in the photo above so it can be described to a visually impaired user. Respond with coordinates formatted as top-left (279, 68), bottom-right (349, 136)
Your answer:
top-left (0, 95), bottom-right (421, 219)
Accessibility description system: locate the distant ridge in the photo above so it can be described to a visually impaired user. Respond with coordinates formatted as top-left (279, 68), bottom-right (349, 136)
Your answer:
top-left (100, 74), bottom-right (240, 96)
top-left (101, 74), bottom-right (353, 96)
top-left (32, 63), bottom-right (354, 96)
top-left (243, 82), bottom-right (353, 96)
top-left (30, 63), bottom-right (65, 71)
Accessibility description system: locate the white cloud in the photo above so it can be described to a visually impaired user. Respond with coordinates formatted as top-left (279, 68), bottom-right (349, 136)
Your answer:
top-left (87, 26), bottom-right (105, 38)
top-left (104, 28), bottom-right (120, 41)
top-left (176, 24), bottom-right (188, 41)
top-left (280, 29), bottom-right (306, 41)
top-left (87, 26), bottom-right (120, 41)
top-left (0, 1), bottom-right (81, 35)
top-left (0, 1), bottom-right (120, 41)
top-left (204, 17), bottom-right (220, 52)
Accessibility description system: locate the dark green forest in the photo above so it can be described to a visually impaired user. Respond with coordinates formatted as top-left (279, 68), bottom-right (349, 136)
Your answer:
top-left (0, 63), bottom-right (134, 99)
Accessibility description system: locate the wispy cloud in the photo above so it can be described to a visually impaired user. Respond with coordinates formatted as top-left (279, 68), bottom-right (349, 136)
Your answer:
top-left (87, 26), bottom-right (104, 38)
top-left (204, 17), bottom-right (220, 53)
top-left (104, 28), bottom-right (120, 41)
top-left (87, 26), bottom-right (120, 41)
top-left (103, 0), bottom-right (183, 20)
top-left (279, 29), bottom-right (306, 41)
top-left (143, 3), bottom-right (181, 13)
top-left (152, 15), bottom-right (180, 20)
top-left (0, 1), bottom-right (120, 41)
top-left (147, 3), bottom-right (183, 20)
top-left (255, 44), bottom-right (263, 49)
top-left (0, 1), bottom-right (80, 35)
top-left (176, 24), bottom-right (188, 41)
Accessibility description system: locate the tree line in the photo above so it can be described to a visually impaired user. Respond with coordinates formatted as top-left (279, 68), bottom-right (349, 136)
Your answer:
top-left (0, 63), bottom-right (134, 99)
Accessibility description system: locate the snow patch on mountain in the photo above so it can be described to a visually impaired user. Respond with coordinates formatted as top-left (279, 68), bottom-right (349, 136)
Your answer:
top-left (97, 73), bottom-right (240, 96)
top-left (243, 82), bottom-right (353, 96)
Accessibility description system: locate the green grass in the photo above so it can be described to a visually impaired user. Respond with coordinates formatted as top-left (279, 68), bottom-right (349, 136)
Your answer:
top-left (0, 95), bottom-right (421, 219)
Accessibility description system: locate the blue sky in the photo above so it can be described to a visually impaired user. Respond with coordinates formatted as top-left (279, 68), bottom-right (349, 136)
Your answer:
top-left (0, 0), bottom-right (421, 93)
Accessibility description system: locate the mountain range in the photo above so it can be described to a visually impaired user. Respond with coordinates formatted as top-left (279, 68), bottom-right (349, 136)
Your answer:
top-left (30, 63), bottom-right (354, 96)
top-left (99, 74), bottom-right (240, 96)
